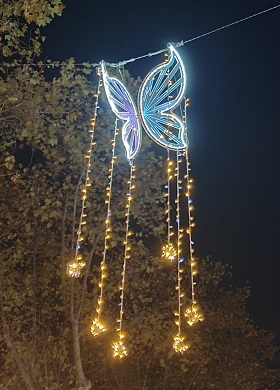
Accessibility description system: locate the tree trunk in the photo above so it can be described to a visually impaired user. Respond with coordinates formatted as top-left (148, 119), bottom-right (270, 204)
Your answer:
top-left (71, 318), bottom-right (91, 390)
top-left (6, 336), bottom-right (40, 390)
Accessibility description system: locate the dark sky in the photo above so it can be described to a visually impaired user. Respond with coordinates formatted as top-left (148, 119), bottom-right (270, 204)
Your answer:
top-left (43, 1), bottom-right (280, 335)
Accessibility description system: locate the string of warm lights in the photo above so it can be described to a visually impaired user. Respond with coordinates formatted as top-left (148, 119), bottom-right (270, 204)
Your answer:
top-left (173, 152), bottom-right (189, 353)
top-left (66, 74), bottom-right (102, 278)
top-left (183, 125), bottom-right (204, 326)
top-left (112, 163), bottom-right (136, 358)
top-left (162, 150), bottom-right (176, 261)
top-left (91, 118), bottom-right (119, 337)
top-left (162, 67), bottom-right (177, 262)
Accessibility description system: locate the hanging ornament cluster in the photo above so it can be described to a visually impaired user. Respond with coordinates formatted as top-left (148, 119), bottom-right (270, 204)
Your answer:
top-left (68, 44), bottom-right (204, 357)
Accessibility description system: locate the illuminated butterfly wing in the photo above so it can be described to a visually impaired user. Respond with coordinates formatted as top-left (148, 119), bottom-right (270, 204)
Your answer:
top-left (138, 44), bottom-right (188, 150)
top-left (101, 61), bottom-right (141, 160)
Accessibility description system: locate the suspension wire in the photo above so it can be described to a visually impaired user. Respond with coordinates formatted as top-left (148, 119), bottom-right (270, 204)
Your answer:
top-left (66, 73), bottom-right (102, 278)
top-left (112, 162), bottom-right (136, 358)
top-left (91, 118), bottom-right (119, 337)
top-left (100, 4), bottom-right (280, 67)
top-left (183, 3), bottom-right (280, 45)
top-left (23, 5), bottom-right (280, 70)
top-left (106, 48), bottom-right (166, 67)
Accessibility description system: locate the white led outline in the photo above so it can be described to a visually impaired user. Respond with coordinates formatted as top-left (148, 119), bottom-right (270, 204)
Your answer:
top-left (101, 61), bottom-right (142, 161)
top-left (101, 44), bottom-right (188, 155)
top-left (138, 44), bottom-right (188, 151)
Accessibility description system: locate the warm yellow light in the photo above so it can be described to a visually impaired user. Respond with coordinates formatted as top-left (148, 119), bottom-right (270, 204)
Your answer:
top-left (184, 304), bottom-right (204, 326)
top-left (173, 335), bottom-right (189, 354)
top-left (66, 260), bottom-right (86, 278)
top-left (91, 318), bottom-right (106, 337)
top-left (112, 340), bottom-right (128, 358)
top-left (162, 243), bottom-right (176, 261)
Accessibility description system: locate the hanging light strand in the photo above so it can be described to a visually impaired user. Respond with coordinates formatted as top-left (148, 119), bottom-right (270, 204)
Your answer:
top-left (113, 162), bottom-right (135, 358)
top-left (162, 68), bottom-right (176, 262)
top-left (183, 99), bottom-right (204, 327)
top-left (67, 73), bottom-right (102, 278)
top-left (167, 150), bottom-right (172, 249)
top-left (162, 150), bottom-right (176, 261)
top-left (91, 118), bottom-right (119, 337)
top-left (173, 152), bottom-right (189, 354)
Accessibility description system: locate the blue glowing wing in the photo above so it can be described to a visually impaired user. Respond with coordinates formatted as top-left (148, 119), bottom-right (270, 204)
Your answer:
top-left (138, 44), bottom-right (188, 150)
top-left (101, 61), bottom-right (141, 160)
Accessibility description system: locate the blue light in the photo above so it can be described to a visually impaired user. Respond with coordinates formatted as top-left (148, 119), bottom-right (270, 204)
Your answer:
top-left (139, 44), bottom-right (188, 150)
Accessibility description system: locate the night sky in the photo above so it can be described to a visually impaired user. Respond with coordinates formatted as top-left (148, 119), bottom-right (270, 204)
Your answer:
top-left (43, 1), bottom-right (280, 336)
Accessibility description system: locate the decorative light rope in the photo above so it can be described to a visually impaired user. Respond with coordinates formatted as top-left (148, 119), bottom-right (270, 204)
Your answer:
top-left (173, 152), bottom-right (189, 353)
top-left (66, 73), bottom-right (102, 278)
top-left (162, 150), bottom-right (176, 261)
top-left (112, 163), bottom-right (135, 358)
top-left (162, 65), bottom-right (177, 262)
top-left (91, 118), bottom-right (119, 337)
top-left (184, 150), bottom-right (204, 326)
top-left (181, 96), bottom-right (204, 325)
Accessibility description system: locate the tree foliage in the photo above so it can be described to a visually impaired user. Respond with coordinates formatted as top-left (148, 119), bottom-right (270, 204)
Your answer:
top-left (0, 2), bottom-right (279, 389)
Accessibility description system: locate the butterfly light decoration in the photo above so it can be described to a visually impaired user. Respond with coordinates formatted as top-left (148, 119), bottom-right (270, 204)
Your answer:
top-left (100, 44), bottom-right (188, 160)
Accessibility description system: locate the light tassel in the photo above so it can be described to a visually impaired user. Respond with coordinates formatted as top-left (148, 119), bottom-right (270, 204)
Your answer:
top-left (91, 118), bottom-right (119, 337)
top-left (162, 150), bottom-right (176, 261)
top-left (112, 163), bottom-right (135, 358)
top-left (162, 65), bottom-right (176, 261)
top-left (183, 98), bottom-right (204, 326)
top-left (173, 152), bottom-right (189, 354)
top-left (67, 72), bottom-right (102, 278)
